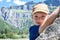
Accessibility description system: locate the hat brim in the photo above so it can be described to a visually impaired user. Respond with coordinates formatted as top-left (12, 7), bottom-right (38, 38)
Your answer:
top-left (32, 10), bottom-right (49, 15)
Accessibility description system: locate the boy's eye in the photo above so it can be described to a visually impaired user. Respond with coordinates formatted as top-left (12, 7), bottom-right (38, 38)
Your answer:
top-left (42, 16), bottom-right (45, 17)
top-left (35, 16), bottom-right (38, 18)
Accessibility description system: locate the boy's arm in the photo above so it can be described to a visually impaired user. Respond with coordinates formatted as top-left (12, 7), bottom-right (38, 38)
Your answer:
top-left (39, 6), bottom-right (60, 34)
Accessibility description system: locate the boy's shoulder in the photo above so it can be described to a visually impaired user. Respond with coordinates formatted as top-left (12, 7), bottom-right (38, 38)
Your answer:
top-left (30, 25), bottom-right (38, 28)
top-left (29, 25), bottom-right (40, 31)
top-left (29, 25), bottom-right (36, 30)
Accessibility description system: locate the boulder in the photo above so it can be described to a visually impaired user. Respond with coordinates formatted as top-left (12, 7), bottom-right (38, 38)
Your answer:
top-left (36, 17), bottom-right (60, 40)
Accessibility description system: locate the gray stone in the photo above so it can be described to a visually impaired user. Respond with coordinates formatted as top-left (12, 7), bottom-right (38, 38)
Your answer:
top-left (36, 17), bottom-right (60, 40)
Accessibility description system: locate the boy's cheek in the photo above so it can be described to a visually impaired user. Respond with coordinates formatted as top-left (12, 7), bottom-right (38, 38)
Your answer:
top-left (39, 19), bottom-right (44, 24)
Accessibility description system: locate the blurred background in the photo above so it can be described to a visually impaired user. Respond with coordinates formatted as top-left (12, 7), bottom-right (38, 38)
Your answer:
top-left (0, 0), bottom-right (60, 40)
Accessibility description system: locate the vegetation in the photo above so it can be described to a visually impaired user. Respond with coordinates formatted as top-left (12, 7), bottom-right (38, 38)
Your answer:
top-left (0, 18), bottom-right (29, 39)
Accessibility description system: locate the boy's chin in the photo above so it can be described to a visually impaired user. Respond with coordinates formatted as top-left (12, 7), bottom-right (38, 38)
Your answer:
top-left (34, 23), bottom-right (40, 25)
top-left (36, 23), bottom-right (41, 25)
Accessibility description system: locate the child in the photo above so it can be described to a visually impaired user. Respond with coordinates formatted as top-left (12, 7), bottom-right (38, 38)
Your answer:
top-left (29, 3), bottom-right (49, 40)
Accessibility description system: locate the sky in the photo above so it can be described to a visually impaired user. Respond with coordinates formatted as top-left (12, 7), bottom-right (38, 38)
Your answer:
top-left (0, 0), bottom-right (46, 8)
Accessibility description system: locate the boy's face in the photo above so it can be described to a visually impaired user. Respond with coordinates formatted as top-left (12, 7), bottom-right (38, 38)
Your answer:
top-left (32, 12), bottom-right (47, 25)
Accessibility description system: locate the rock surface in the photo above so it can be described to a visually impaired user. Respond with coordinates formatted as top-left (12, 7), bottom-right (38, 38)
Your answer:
top-left (36, 17), bottom-right (60, 40)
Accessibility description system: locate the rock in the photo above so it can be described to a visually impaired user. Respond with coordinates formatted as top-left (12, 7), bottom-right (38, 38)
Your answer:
top-left (36, 17), bottom-right (60, 40)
